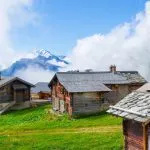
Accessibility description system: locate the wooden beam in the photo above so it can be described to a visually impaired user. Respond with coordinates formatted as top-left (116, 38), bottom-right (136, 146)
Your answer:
top-left (143, 123), bottom-right (147, 150)
top-left (110, 105), bottom-right (147, 117)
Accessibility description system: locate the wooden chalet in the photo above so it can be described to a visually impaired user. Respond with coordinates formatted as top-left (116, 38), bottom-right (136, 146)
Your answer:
top-left (31, 82), bottom-right (51, 100)
top-left (48, 65), bottom-right (146, 116)
top-left (0, 76), bottom-right (34, 114)
top-left (107, 91), bottom-right (150, 150)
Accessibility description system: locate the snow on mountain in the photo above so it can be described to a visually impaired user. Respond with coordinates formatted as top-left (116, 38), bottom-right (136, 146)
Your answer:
top-left (1, 49), bottom-right (69, 77)
top-left (34, 49), bottom-right (53, 58)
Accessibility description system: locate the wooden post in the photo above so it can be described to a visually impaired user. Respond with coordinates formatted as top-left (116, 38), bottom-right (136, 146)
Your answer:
top-left (143, 123), bottom-right (147, 150)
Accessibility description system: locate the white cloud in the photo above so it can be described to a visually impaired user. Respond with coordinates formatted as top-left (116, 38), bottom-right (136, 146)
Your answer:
top-left (0, 1), bottom-right (54, 83)
top-left (48, 59), bottom-right (67, 67)
top-left (15, 66), bottom-right (55, 84)
top-left (67, 1), bottom-right (150, 80)
top-left (0, 0), bottom-right (36, 69)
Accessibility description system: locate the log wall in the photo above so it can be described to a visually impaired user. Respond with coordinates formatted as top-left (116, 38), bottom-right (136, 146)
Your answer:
top-left (123, 119), bottom-right (144, 150)
top-left (51, 81), bottom-right (72, 114)
top-left (0, 84), bottom-right (13, 103)
top-left (72, 92), bottom-right (107, 115)
top-left (129, 84), bottom-right (144, 93)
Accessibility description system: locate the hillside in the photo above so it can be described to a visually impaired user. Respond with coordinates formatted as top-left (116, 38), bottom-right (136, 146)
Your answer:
top-left (0, 105), bottom-right (123, 150)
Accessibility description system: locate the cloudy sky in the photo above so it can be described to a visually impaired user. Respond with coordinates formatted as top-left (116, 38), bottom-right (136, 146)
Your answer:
top-left (0, 0), bottom-right (150, 82)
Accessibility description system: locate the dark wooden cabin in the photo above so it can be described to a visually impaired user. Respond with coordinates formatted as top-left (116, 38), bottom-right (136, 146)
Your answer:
top-left (107, 91), bottom-right (150, 150)
top-left (31, 82), bottom-right (51, 100)
top-left (48, 66), bottom-right (146, 116)
top-left (0, 77), bottom-right (34, 114)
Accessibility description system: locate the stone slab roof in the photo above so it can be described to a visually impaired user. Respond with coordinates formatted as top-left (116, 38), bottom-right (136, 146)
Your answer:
top-left (116, 71), bottom-right (146, 84)
top-left (49, 71), bottom-right (146, 93)
top-left (107, 91), bottom-right (150, 123)
top-left (55, 72), bottom-right (129, 84)
top-left (60, 81), bottom-right (112, 93)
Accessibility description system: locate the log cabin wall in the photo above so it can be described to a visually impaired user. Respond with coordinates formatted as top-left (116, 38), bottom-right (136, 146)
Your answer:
top-left (51, 80), bottom-right (72, 114)
top-left (106, 84), bottom-right (129, 96)
top-left (72, 92), bottom-right (106, 115)
top-left (104, 84), bottom-right (144, 105)
top-left (0, 84), bottom-right (13, 103)
top-left (129, 84), bottom-right (144, 93)
top-left (104, 84), bottom-right (129, 105)
top-left (123, 119), bottom-right (144, 150)
top-left (147, 124), bottom-right (150, 150)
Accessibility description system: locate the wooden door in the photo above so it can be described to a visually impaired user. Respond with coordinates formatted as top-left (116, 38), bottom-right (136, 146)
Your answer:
top-left (15, 90), bottom-right (24, 103)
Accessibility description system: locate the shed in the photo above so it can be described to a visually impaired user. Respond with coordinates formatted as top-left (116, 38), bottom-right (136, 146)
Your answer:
top-left (0, 77), bottom-right (34, 114)
top-left (107, 91), bottom-right (150, 150)
top-left (31, 82), bottom-right (51, 99)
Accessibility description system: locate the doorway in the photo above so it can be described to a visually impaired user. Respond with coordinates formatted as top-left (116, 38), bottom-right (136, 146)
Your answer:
top-left (14, 90), bottom-right (24, 103)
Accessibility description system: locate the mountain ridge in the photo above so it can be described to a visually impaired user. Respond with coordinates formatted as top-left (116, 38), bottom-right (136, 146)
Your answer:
top-left (1, 49), bottom-right (69, 77)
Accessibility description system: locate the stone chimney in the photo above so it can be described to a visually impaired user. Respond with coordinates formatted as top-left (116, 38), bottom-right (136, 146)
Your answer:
top-left (110, 65), bottom-right (116, 73)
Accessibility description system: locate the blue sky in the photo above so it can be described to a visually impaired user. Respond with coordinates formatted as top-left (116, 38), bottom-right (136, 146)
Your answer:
top-left (12, 0), bottom-right (147, 55)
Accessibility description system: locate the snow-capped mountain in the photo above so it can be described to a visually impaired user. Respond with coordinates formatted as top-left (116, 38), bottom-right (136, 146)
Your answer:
top-left (34, 49), bottom-right (53, 58)
top-left (1, 50), bottom-right (69, 77)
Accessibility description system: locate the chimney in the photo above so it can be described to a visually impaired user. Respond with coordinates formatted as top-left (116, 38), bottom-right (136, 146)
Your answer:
top-left (110, 65), bottom-right (116, 73)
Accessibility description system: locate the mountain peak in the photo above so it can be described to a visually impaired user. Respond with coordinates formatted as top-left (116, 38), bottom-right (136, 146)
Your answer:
top-left (34, 49), bottom-right (52, 58)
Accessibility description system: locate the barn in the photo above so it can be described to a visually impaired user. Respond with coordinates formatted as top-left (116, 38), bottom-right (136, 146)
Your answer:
top-left (107, 91), bottom-right (150, 150)
top-left (49, 66), bottom-right (146, 115)
top-left (31, 82), bottom-right (51, 100)
top-left (0, 76), bottom-right (34, 114)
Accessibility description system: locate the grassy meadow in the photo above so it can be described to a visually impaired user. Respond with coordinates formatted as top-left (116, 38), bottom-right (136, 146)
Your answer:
top-left (0, 104), bottom-right (123, 150)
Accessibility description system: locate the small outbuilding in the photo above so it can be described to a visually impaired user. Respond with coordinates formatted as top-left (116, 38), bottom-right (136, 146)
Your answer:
top-left (0, 77), bottom-right (34, 114)
top-left (107, 91), bottom-right (150, 150)
top-left (31, 82), bottom-right (51, 100)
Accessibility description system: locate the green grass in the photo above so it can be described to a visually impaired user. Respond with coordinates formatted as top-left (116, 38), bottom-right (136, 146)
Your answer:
top-left (0, 105), bottom-right (123, 150)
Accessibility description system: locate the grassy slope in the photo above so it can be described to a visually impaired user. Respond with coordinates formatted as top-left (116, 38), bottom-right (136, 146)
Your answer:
top-left (0, 105), bottom-right (123, 150)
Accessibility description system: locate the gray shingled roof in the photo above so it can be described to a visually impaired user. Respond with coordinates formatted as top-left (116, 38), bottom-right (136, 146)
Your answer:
top-left (56, 72), bottom-right (129, 84)
top-left (0, 77), bottom-right (34, 88)
top-left (32, 82), bottom-right (50, 93)
top-left (107, 91), bottom-right (150, 123)
top-left (60, 81), bottom-right (112, 93)
top-left (49, 71), bottom-right (146, 93)
top-left (116, 71), bottom-right (146, 84)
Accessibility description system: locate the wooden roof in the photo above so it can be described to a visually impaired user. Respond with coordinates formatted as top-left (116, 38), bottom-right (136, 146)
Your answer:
top-left (0, 77), bottom-right (34, 88)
